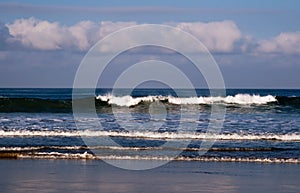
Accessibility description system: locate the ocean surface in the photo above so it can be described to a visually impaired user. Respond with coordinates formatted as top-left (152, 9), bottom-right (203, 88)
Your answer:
top-left (0, 88), bottom-right (299, 164)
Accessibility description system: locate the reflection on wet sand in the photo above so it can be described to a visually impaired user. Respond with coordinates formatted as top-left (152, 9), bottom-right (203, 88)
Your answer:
top-left (1, 160), bottom-right (299, 193)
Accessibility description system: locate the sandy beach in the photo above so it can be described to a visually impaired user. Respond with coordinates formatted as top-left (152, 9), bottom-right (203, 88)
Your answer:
top-left (0, 159), bottom-right (299, 193)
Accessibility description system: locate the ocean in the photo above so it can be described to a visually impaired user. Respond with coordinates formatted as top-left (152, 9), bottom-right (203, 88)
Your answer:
top-left (0, 88), bottom-right (299, 166)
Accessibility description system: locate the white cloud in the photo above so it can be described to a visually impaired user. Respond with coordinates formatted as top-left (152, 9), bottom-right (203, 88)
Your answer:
top-left (5, 18), bottom-right (242, 52)
top-left (98, 21), bottom-right (137, 38)
top-left (257, 32), bottom-right (300, 54)
top-left (175, 21), bottom-right (242, 52)
top-left (6, 18), bottom-right (242, 53)
top-left (69, 21), bottom-right (137, 51)
top-left (7, 17), bottom-right (72, 50)
top-left (89, 20), bottom-right (242, 53)
top-left (5, 18), bottom-right (300, 55)
top-left (6, 17), bottom-right (136, 51)
top-left (68, 21), bottom-right (98, 51)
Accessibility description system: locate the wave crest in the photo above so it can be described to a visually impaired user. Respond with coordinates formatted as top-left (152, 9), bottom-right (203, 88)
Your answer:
top-left (96, 94), bottom-right (277, 107)
top-left (10, 152), bottom-right (300, 163)
top-left (1, 130), bottom-right (299, 141)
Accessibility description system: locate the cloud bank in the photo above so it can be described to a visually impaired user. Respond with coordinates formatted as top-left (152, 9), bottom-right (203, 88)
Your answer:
top-left (175, 21), bottom-right (241, 52)
top-left (257, 32), bottom-right (300, 54)
top-left (6, 18), bottom-right (137, 51)
top-left (2, 17), bottom-right (300, 55)
top-left (5, 18), bottom-right (242, 52)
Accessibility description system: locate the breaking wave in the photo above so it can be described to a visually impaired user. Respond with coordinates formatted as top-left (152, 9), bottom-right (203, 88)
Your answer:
top-left (96, 94), bottom-right (277, 106)
top-left (0, 146), bottom-right (296, 152)
top-left (0, 94), bottom-right (299, 112)
top-left (1, 151), bottom-right (298, 163)
top-left (1, 130), bottom-right (299, 141)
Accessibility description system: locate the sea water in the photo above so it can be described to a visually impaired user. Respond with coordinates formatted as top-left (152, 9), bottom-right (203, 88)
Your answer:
top-left (0, 88), bottom-right (299, 163)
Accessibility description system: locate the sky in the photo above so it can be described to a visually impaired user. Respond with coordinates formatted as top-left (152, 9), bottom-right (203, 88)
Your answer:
top-left (0, 0), bottom-right (299, 88)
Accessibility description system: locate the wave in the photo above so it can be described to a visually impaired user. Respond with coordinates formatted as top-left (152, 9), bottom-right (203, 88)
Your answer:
top-left (1, 130), bottom-right (299, 141)
top-left (1, 151), bottom-right (298, 163)
top-left (275, 96), bottom-right (300, 107)
top-left (0, 146), bottom-right (295, 152)
top-left (96, 94), bottom-right (277, 106)
top-left (0, 97), bottom-right (72, 113)
top-left (0, 94), bottom-right (299, 112)
top-left (0, 146), bottom-right (87, 151)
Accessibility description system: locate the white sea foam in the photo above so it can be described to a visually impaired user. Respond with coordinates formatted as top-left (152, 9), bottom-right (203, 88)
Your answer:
top-left (0, 118), bottom-right (10, 122)
top-left (0, 130), bottom-right (299, 141)
top-left (96, 94), bottom-right (277, 106)
top-left (0, 146), bottom-right (42, 151)
top-left (17, 152), bottom-right (300, 163)
top-left (0, 146), bottom-right (87, 151)
top-left (19, 151), bottom-right (94, 159)
top-left (97, 94), bottom-right (162, 106)
top-left (0, 146), bottom-right (284, 152)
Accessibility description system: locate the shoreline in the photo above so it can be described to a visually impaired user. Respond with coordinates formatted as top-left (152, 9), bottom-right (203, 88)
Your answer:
top-left (1, 159), bottom-right (299, 193)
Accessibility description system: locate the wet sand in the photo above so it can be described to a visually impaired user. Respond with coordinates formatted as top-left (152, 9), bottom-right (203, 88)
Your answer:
top-left (0, 159), bottom-right (299, 193)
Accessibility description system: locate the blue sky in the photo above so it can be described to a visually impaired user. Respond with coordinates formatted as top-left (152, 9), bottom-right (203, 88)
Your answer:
top-left (0, 0), bottom-right (299, 88)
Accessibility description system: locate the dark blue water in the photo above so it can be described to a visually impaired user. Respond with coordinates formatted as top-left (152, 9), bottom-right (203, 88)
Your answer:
top-left (1, 88), bottom-right (300, 99)
top-left (0, 88), bottom-right (299, 163)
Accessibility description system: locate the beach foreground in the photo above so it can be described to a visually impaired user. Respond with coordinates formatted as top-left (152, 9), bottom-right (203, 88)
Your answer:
top-left (0, 159), bottom-right (299, 193)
